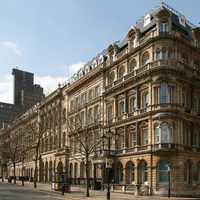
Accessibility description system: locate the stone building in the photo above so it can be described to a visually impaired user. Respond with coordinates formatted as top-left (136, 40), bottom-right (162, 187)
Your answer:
top-left (1, 3), bottom-right (200, 197)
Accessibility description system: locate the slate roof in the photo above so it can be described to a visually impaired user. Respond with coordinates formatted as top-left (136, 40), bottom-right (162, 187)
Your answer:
top-left (66, 2), bottom-right (197, 85)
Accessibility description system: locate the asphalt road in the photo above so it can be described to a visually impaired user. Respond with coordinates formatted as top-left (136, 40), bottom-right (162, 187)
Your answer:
top-left (0, 182), bottom-right (64, 200)
top-left (0, 182), bottom-right (199, 200)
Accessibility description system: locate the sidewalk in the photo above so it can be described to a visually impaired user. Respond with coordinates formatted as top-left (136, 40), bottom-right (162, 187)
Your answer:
top-left (5, 180), bottom-right (200, 200)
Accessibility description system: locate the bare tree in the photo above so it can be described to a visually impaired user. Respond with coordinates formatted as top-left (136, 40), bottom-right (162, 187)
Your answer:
top-left (28, 117), bottom-right (42, 188)
top-left (0, 129), bottom-right (9, 182)
top-left (67, 111), bottom-right (104, 197)
top-left (6, 128), bottom-right (23, 184)
top-left (18, 141), bottom-right (29, 186)
top-left (23, 104), bottom-right (44, 189)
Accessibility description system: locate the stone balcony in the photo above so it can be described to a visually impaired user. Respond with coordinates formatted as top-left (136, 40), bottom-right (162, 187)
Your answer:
top-left (105, 58), bottom-right (200, 92)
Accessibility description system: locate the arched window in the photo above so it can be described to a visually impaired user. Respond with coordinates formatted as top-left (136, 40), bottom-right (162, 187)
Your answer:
top-left (115, 162), bottom-right (123, 184)
top-left (139, 160), bottom-right (148, 184)
top-left (118, 65), bottom-right (125, 78)
top-left (184, 160), bottom-right (193, 184)
top-left (129, 59), bottom-right (136, 72)
top-left (125, 161), bottom-right (135, 184)
top-left (109, 71), bottom-right (115, 84)
top-left (158, 160), bottom-right (170, 183)
top-left (142, 52), bottom-right (150, 65)
top-left (57, 161), bottom-right (63, 175)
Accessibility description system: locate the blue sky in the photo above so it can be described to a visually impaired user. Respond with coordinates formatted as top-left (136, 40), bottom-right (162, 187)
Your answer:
top-left (0, 0), bottom-right (200, 103)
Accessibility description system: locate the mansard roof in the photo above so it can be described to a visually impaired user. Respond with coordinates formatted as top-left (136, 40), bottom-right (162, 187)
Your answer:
top-left (65, 2), bottom-right (197, 87)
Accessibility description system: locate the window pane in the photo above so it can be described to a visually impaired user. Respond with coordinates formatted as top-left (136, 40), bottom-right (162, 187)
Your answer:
top-left (160, 83), bottom-right (169, 104)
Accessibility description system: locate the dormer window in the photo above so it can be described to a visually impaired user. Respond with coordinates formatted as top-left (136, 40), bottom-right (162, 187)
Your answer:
top-left (179, 15), bottom-right (186, 27)
top-left (85, 65), bottom-right (90, 74)
top-left (160, 22), bottom-right (169, 33)
top-left (144, 14), bottom-right (151, 27)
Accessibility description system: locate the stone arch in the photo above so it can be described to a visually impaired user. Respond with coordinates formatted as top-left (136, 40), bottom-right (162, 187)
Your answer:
top-left (157, 160), bottom-right (171, 184)
top-left (125, 161), bottom-right (135, 184)
top-left (57, 161), bottom-right (63, 175)
top-left (114, 161), bottom-right (123, 184)
top-left (138, 160), bottom-right (148, 185)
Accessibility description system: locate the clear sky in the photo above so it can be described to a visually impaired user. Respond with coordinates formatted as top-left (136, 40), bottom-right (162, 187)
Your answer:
top-left (0, 0), bottom-right (200, 103)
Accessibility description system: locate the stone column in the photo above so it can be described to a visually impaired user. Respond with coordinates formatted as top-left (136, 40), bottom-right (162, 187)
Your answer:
top-left (135, 159), bottom-right (140, 196)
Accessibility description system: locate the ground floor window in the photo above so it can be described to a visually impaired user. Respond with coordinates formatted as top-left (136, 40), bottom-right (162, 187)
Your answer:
top-left (139, 160), bottom-right (148, 184)
top-left (115, 162), bottom-right (123, 184)
top-left (158, 160), bottom-right (170, 183)
top-left (125, 161), bottom-right (135, 184)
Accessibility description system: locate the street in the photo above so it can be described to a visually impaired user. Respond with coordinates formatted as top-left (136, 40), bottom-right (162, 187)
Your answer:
top-left (0, 182), bottom-right (199, 200)
top-left (0, 182), bottom-right (64, 200)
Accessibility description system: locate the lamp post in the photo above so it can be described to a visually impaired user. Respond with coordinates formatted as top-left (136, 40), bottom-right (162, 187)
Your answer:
top-left (167, 165), bottom-right (171, 199)
top-left (106, 129), bottom-right (111, 200)
top-left (101, 127), bottom-right (113, 200)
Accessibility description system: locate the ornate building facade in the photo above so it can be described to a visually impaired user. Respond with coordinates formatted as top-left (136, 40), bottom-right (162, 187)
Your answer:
top-left (1, 3), bottom-right (200, 197)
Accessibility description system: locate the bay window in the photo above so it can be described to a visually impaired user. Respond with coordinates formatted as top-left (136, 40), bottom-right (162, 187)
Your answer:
top-left (160, 83), bottom-right (169, 104)
top-left (154, 122), bottom-right (173, 144)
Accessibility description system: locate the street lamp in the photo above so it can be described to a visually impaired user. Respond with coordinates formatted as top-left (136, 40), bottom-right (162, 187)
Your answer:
top-left (167, 165), bottom-right (171, 199)
top-left (101, 127), bottom-right (113, 200)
